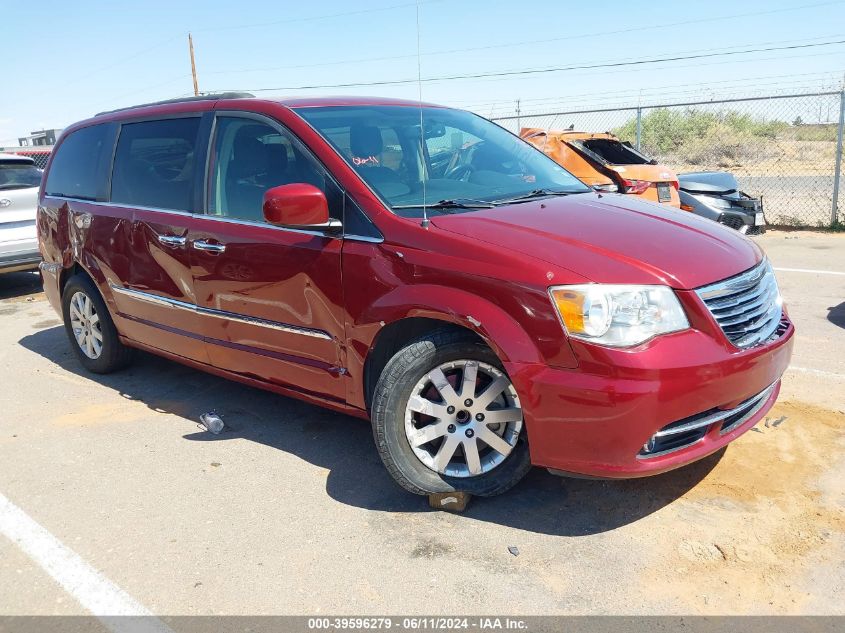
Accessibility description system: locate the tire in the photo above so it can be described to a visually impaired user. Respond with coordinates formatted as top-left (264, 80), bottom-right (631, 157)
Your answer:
top-left (61, 274), bottom-right (133, 374)
top-left (372, 329), bottom-right (531, 497)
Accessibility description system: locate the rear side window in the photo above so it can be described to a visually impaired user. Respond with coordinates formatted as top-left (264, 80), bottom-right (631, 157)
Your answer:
top-left (44, 124), bottom-right (114, 200)
top-left (111, 118), bottom-right (200, 211)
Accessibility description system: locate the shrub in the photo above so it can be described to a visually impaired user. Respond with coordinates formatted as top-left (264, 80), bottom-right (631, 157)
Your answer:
top-left (613, 108), bottom-right (789, 165)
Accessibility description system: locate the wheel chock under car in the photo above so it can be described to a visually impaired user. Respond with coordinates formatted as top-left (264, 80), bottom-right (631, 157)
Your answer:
top-left (428, 491), bottom-right (472, 512)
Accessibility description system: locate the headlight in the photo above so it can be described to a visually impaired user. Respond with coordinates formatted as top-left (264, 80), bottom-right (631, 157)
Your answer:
top-left (549, 284), bottom-right (690, 347)
top-left (693, 194), bottom-right (732, 209)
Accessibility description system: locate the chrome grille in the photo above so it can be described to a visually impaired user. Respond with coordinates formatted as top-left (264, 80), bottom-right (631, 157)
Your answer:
top-left (696, 260), bottom-right (783, 348)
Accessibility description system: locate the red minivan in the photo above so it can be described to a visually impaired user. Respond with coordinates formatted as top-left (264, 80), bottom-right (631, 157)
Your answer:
top-left (37, 94), bottom-right (793, 497)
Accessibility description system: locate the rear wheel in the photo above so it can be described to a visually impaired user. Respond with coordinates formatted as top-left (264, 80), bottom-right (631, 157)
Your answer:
top-left (62, 274), bottom-right (133, 374)
top-left (371, 330), bottom-right (530, 496)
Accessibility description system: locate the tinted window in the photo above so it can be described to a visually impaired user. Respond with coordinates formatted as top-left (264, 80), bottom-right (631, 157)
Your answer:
top-left (44, 124), bottom-right (113, 200)
top-left (209, 116), bottom-right (340, 223)
top-left (0, 162), bottom-right (42, 191)
top-left (111, 118), bottom-right (200, 211)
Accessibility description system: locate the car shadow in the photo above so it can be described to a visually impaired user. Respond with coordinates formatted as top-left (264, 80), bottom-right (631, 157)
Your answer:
top-left (0, 271), bottom-right (42, 301)
top-left (827, 301), bottom-right (845, 329)
top-left (19, 325), bottom-right (723, 537)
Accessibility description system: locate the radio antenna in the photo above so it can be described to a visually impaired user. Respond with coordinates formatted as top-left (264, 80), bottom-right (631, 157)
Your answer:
top-left (415, 0), bottom-right (429, 229)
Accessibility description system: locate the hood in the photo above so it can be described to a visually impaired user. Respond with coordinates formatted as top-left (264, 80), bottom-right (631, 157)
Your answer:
top-left (430, 193), bottom-right (762, 289)
top-left (679, 171), bottom-right (739, 194)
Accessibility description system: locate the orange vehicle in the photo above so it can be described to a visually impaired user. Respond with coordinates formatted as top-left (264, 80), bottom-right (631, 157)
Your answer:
top-left (520, 129), bottom-right (680, 207)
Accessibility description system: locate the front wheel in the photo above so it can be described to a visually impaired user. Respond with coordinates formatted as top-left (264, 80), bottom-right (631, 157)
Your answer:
top-left (371, 330), bottom-right (531, 497)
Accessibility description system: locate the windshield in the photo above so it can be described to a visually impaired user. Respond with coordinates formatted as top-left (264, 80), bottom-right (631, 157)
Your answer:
top-left (0, 161), bottom-right (42, 191)
top-left (296, 105), bottom-right (590, 217)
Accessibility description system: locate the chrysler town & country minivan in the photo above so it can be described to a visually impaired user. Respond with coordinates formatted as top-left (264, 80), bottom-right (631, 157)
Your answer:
top-left (37, 94), bottom-right (793, 497)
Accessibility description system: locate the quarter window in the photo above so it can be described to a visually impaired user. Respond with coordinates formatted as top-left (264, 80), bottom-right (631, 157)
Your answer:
top-left (44, 124), bottom-right (114, 200)
top-left (110, 118), bottom-right (200, 211)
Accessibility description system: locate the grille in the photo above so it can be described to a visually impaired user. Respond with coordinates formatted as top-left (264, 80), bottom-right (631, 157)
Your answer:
top-left (638, 382), bottom-right (778, 459)
top-left (695, 260), bottom-right (783, 348)
top-left (718, 215), bottom-right (745, 230)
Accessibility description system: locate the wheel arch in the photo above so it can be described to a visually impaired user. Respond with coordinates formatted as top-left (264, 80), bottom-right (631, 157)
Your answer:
top-left (357, 285), bottom-right (545, 410)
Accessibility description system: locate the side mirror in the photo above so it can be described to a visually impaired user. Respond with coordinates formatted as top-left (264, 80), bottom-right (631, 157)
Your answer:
top-left (262, 183), bottom-right (338, 230)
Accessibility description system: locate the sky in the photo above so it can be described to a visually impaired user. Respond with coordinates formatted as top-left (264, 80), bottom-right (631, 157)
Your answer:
top-left (2, 0), bottom-right (844, 145)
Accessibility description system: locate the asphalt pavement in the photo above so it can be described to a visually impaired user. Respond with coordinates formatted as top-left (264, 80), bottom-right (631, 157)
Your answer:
top-left (0, 230), bottom-right (842, 619)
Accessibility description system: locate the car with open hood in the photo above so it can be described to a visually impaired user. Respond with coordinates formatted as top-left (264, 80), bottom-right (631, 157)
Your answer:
top-left (37, 94), bottom-right (793, 498)
top-left (679, 171), bottom-right (765, 234)
top-left (520, 128), bottom-right (681, 207)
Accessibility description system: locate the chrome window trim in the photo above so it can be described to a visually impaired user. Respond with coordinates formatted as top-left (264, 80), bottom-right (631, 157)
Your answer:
top-left (109, 283), bottom-right (333, 340)
top-left (343, 234), bottom-right (384, 243)
top-left (42, 196), bottom-right (352, 240)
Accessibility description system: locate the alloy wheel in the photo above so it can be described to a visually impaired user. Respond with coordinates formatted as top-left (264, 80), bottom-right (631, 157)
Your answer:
top-left (69, 291), bottom-right (103, 360)
top-left (404, 360), bottom-right (523, 478)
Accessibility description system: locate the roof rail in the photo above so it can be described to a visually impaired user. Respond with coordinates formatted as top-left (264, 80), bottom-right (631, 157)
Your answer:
top-left (95, 92), bottom-right (255, 116)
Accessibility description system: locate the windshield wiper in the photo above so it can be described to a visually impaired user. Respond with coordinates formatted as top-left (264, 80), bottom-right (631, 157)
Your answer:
top-left (392, 198), bottom-right (499, 210)
top-left (494, 188), bottom-right (581, 204)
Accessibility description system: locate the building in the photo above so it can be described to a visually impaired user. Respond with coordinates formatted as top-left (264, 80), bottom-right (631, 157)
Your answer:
top-left (18, 128), bottom-right (63, 147)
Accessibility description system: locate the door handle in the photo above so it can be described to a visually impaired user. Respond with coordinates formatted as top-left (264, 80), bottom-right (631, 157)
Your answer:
top-left (192, 239), bottom-right (226, 253)
top-left (157, 234), bottom-right (187, 247)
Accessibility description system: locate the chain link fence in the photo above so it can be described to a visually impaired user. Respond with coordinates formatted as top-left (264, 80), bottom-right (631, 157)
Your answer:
top-left (491, 91), bottom-right (845, 228)
top-left (2, 92), bottom-right (844, 227)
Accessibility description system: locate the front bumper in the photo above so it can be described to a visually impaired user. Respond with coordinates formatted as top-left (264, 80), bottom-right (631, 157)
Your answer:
top-left (506, 315), bottom-right (794, 478)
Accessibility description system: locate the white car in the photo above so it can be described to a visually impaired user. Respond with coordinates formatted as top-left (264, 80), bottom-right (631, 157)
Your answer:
top-left (0, 153), bottom-right (42, 273)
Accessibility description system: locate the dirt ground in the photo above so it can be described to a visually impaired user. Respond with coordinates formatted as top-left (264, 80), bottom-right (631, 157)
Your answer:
top-left (0, 230), bottom-right (842, 617)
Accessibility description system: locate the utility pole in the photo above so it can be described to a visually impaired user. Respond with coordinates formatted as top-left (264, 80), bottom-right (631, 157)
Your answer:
top-left (188, 33), bottom-right (199, 96)
top-left (516, 99), bottom-right (521, 132)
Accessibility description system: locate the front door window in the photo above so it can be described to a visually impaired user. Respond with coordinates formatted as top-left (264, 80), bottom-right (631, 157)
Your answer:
top-left (209, 117), bottom-right (339, 223)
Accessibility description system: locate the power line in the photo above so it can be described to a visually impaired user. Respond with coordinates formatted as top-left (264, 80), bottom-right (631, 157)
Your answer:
top-left (457, 71), bottom-right (845, 109)
top-left (200, 0), bottom-right (843, 77)
top-left (55, 33), bottom-right (184, 90)
top-left (420, 0), bottom-right (845, 59)
top-left (213, 39), bottom-right (845, 92)
top-left (193, 0), bottom-right (443, 32)
top-left (427, 49), bottom-right (845, 92)
top-left (53, 0), bottom-right (445, 90)
top-left (490, 90), bottom-right (844, 121)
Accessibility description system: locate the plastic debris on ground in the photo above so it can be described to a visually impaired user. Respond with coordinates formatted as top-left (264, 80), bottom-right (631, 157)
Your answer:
top-left (199, 411), bottom-right (225, 434)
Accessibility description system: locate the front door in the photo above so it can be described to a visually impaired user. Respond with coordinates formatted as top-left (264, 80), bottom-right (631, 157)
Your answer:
top-left (108, 116), bottom-right (210, 364)
top-left (189, 114), bottom-right (346, 401)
